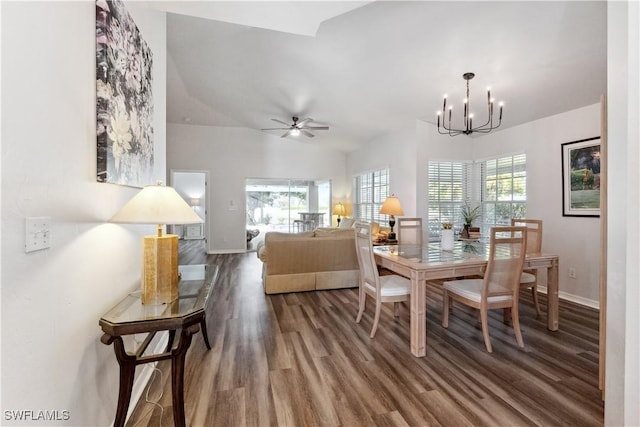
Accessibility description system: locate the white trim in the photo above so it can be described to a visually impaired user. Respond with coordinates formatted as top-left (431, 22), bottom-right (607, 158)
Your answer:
top-left (208, 249), bottom-right (247, 254)
top-left (537, 285), bottom-right (599, 310)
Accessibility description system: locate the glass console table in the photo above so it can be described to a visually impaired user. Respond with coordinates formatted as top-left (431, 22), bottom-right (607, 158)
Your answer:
top-left (99, 264), bottom-right (218, 427)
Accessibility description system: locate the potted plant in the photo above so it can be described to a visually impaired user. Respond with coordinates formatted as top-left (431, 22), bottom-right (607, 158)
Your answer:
top-left (461, 202), bottom-right (481, 238)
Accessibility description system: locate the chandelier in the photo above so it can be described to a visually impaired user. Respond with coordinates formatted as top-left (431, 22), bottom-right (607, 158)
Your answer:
top-left (437, 72), bottom-right (503, 136)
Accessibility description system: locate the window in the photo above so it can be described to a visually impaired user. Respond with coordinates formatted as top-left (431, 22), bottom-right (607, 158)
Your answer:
top-left (353, 168), bottom-right (389, 224)
top-left (428, 154), bottom-right (526, 239)
top-left (245, 178), bottom-right (331, 234)
top-left (427, 161), bottom-right (473, 239)
top-left (481, 154), bottom-right (527, 227)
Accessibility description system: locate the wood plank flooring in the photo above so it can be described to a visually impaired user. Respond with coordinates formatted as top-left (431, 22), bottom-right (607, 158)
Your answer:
top-left (127, 240), bottom-right (603, 426)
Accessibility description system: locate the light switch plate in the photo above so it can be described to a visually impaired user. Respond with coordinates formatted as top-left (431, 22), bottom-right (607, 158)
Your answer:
top-left (25, 216), bottom-right (51, 253)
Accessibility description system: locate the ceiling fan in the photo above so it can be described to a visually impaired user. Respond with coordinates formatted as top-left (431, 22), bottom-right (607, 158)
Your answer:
top-left (261, 116), bottom-right (329, 138)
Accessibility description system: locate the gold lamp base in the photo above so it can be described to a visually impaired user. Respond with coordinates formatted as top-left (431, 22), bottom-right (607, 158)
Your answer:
top-left (141, 234), bottom-right (179, 305)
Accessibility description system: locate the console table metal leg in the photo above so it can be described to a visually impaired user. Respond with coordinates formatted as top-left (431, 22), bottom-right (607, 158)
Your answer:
top-left (166, 329), bottom-right (176, 352)
top-left (171, 325), bottom-right (199, 427)
top-left (110, 336), bottom-right (136, 427)
top-left (200, 317), bottom-right (211, 349)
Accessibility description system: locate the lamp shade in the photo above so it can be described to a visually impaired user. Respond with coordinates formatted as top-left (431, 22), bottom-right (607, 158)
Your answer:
top-left (379, 195), bottom-right (404, 216)
top-left (333, 202), bottom-right (346, 216)
top-left (110, 184), bottom-right (203, 225)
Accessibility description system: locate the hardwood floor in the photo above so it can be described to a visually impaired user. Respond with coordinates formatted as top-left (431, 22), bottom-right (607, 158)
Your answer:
top-left (127, 240), bottom-right (603, 426)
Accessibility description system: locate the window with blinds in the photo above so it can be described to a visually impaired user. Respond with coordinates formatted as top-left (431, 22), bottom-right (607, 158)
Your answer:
top-left (481, 153), bottom-right (527, 227)
top-left (428, 154), bottom-right (526, 239)
top-left (427, 161), bottom-right (474, 239)
top-left (353, 168), bottom-right (389, 224)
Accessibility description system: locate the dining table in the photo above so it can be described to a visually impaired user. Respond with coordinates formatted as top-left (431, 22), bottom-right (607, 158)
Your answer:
top-left (373, 241), bottom-right (560, 357)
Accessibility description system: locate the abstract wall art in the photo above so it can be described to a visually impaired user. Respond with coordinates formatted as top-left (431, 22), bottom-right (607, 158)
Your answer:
top-left (96, 0), bottom-right (154, 187)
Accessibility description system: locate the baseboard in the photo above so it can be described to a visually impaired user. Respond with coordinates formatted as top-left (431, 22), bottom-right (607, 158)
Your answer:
top-left (537, 286), bottom-right (600, 310)
top-left (123, 332), bottom-right (168, 425)
top-left (207, 249), bottom-right (247, 254)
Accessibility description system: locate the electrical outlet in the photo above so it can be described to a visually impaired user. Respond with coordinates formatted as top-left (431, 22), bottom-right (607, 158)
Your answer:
top-left (568, 267), bottom-right (577, 279)
top-left (25, 216), bottom-right (51, 253)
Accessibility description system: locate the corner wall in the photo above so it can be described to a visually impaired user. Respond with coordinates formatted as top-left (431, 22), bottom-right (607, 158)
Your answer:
top-left (1, 2), bottom-right (167, 425)
top-left (471, 103), bottom-right (602, 306)
top-left (346, 128), bottom-right (419, 217)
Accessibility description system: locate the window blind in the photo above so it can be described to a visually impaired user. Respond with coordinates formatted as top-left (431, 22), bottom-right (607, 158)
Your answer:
top-left (481, 153), bottom-right (527, 228)
top-left (353, 168), bottom-right (389, 224)
top-left (427, 161), bottom-right (473, 239)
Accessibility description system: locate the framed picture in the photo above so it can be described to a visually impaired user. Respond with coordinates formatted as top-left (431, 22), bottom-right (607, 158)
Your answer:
top-left (96, 0), bottom-right (154, 187)
top-left (561, 136), bottom-right (601, 217)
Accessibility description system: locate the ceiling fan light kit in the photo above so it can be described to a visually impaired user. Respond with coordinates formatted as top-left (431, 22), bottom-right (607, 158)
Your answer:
top-left (261, 116), bottom-right (329, 138)
top-left (437, 72), bottom-right (503, 137)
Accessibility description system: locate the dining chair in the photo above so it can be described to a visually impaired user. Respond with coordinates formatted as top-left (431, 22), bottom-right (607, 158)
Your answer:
top-left (442, 226), bottom-right (528, 353)
top-left (511, 218), bottom-right (543, 316)
top-left (397, 217), bottom-right (423, 246)
top-left (353, 221), bottom-right (411, 338)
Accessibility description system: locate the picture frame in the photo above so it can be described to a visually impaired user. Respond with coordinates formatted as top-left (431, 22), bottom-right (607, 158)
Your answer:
top-left (96, 0), bottom-right (154, 188)
top-left (561, 136), bottom-right (601, 217)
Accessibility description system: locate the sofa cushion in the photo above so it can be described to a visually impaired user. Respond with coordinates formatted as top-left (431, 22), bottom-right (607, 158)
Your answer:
top-left (258, 231), bottom-right (315, 262)
top-left (314, 227), bottom-right (355, 238)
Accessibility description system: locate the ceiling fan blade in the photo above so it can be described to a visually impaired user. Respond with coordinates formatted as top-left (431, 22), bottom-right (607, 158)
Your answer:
top-left (281, 130), bottom-right (292, 138)
top-left (271, 118), bottom-right (292, 126)
top-left (303, 126), bottom-right (329, 130)
top-left (261, 127), bottom-right (290, 131)
top-left (296, 118), bottom-right (313, 127)
top-left (301, 129), bottom-right (315, 138)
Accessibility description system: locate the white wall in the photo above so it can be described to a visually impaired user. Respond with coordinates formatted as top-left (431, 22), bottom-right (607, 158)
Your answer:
top-left (346, 128), bottom-right (418, 217)
top-left (1, 2), bottom-right (166, 425)
top-left (605, 1), bottom-right (640, 425)
top-left (472, 104), bottom-right (602, 306)
top-left (166, 123), bottom-right (350, 252)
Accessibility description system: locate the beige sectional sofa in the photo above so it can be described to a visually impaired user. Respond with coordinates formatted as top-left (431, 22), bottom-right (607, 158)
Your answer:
top-left (257, 228), bottom-right (360, 294)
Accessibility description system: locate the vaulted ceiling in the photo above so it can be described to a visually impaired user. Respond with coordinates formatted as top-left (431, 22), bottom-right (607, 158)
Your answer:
top-left (155, 1), bottom-right (607, 152)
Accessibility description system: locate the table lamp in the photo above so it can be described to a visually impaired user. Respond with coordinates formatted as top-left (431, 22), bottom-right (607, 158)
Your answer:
top-left (110, 183), bottom-right (203, 305)
top-left (334, 202), bottom-right (346, 227)
top-left (379, 195), bottom-right (404, 240)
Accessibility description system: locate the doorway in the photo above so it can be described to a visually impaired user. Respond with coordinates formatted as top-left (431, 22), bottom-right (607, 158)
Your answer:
top-left (171, 170), bottom-right (207, 250)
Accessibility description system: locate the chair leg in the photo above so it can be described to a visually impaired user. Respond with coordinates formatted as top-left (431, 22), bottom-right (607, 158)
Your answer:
top-left (511, 304), bottom-right (525, 348)
top-left (356, 287), bottom-right (366, 323)
top-left (531, 285), bottom-right (541, 317)
top-left (442, 291), bottom-right (450, 328)
top-left (370, 299), bottom-right (382, 338)
top-left (502, 307), bottom-right (512, 324)
top-left (480, 308), bottom-right (493, 353)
